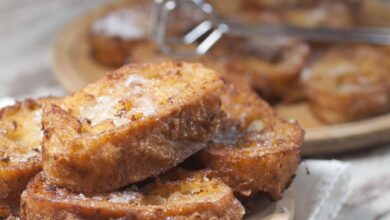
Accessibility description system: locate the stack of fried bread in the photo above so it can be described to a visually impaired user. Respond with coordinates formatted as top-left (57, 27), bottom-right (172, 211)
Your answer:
top-left (1, 61), bottom-right (303, 219)
top-left (89, 0), bottom-right (390, 125)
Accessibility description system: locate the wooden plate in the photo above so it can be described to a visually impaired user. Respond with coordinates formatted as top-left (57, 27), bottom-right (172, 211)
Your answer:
top-left (53, 0), bottom-right (390, 157)
top-left (275, 103), bottom-right (390, 156)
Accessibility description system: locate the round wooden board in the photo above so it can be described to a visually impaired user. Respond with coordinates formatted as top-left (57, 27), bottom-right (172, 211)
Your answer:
top-left (275, 103), bottom-right (390, 156)
top-left (53, 0), bottom-right (390, 157)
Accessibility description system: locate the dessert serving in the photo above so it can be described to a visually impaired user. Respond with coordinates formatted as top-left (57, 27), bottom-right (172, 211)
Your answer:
top-left (88, 0), bottom-right (389, 125)
top-left (42, 62), bottom-right (223, 193)
top-left (1, 61), bottom-right (304, 219)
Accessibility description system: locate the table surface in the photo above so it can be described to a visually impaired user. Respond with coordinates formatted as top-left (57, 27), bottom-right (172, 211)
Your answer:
top-left (1, 1), bottom-right (389, 219)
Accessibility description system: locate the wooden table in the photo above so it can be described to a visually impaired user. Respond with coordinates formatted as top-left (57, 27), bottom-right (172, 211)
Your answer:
top-left (0, 1), bottom-right (389, 219)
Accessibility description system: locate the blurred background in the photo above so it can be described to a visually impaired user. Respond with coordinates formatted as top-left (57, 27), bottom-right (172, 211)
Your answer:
top-left (0, 0), bottom-right (389, 219)
top-left (0, 0), bottom-right (110, 98)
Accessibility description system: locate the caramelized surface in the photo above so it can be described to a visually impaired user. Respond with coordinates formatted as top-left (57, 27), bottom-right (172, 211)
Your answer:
top-left (199, 83), bottom-right (303, 200)
top-left (88, 0), bottom-right (314, 101)
top-left (91, 4), bottom-right (151, 40)
top-left (42, 61), bottom-right (223, 193)
top-left (89, 1), bottom-right (204, 67)
top-left (303, 44), bottom-right (390, 123)
top-left (88, 0), bottom-right (360, 104)
top-left (0, 100), bottom-right (42, 162)
top-left (0, 99), bottom-right (56, 218)
top-left (21, 171), bottom-right (245, 220)
top-left (218, 37), bottom-right (310, 101)
top-left (88, 2), bottom-right (152, 67)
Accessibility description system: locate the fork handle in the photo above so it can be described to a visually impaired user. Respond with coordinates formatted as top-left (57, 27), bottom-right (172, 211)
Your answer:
top-left (223, 22), bottom-right (390, 45)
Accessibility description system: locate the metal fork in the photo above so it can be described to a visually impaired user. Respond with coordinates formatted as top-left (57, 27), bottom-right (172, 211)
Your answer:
top-left (151, 0), bottom-right (390, 57)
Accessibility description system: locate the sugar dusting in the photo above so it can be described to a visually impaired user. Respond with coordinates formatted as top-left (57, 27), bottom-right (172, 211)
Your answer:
top-left (10, 151), bottom-right (39, 162)
top-left (59, 187), bottom-right (140, 204)
top-left (124, 74), bottom-right (149, 87)
top-left (78, 74), bottom-right (156, 127)
top-left (123, 74), bottom-right (156, 119)
top-left (79, 96), bottom-right (126, 127)
top-left (92, 8), bottom-right (150, 39)
top-left (108, 189), bottom-right (140, 203)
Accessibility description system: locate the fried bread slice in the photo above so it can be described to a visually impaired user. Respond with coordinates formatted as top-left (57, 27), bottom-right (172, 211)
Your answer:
top-left (89, 3), bottom-right (152, 67)
top-left (127, 38), bottom-right (309, 102)
top-left (42, 61), bottom-right (223, 193)
top-left (198, 83), bottom-right (303, 200)
top-left (89, 2), bottom-right (310, 102)
top-left (125, 7), bottom-right (309, 102)
top-left (0, 98), bottom-right (56, 218)
top-left (303, 44), bottom-right (390, 124)
top-left (225, 2), bottom-right (354, 102)
top-left (21, 171), bottom-right (245, 220)
top-left (217, 37), bottom-right (310, 101)
top-left (125, 41), bottom-right (249, 88)
top-left (90, 2), bottom-right (204, 67)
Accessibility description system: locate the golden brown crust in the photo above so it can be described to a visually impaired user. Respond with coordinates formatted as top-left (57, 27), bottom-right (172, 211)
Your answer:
top-left (303, 44), bottom-right (390, 124)
top-left (198, 83), bottom-right (303, 200)
top-left (89, 2), bottom-right (203, 67)
top-left (87, 1), bottom-right (311, 101)
top-left (0, 98), bottom-right (57, 218)
top-left (89, 2), bottom-right (153, 67)
top-left (125, 41), bottom-right (250, 90)
top-left (89, 33), bottom-right (149, 67)
top-left (133, 24), bottom-right (308, 102)
top-left (0, 158), bottom-right (40, 218)
top-left (218, 37), bottom-right (310, 101)
top-left (127, 38), bottom-right (309, 102)
top-left (216, 9), bottom-right (312, 101)
top-left (42, 62), bottom-right (223, 194)
top-left (88, 2), bottom-right (314, 102)
top-left (88, 0), bottom-right (361, 103)
top-left (21, 171), bottom-right (245, 220)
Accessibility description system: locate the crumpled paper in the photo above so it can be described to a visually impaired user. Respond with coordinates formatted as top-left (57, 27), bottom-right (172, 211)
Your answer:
top-left (248, 160), bottom-right (350, 220)
top-left (288, 160), bottom-right (350, 220)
